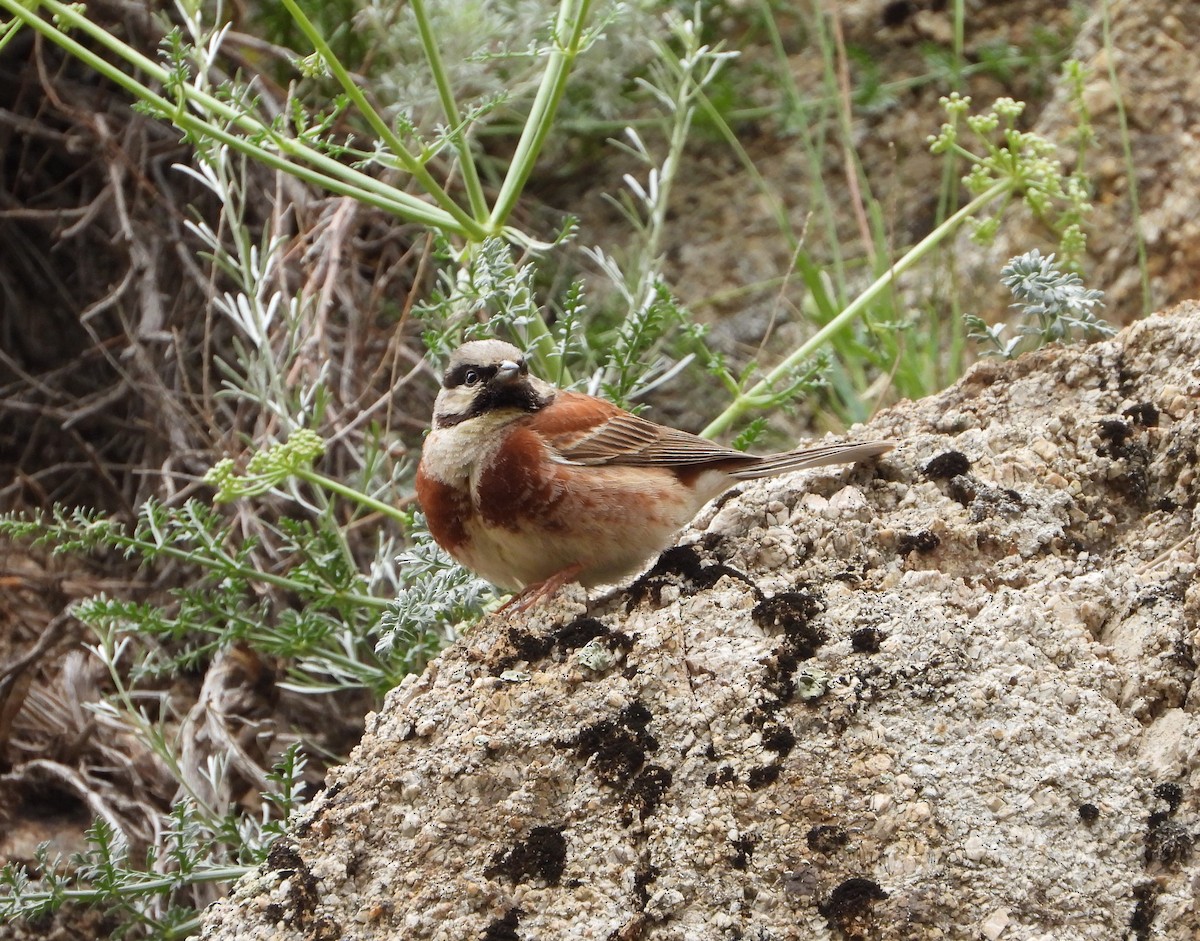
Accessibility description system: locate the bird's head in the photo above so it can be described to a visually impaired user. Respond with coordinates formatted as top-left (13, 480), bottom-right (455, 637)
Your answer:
top-left (432, 339), bottom-right (552, 429)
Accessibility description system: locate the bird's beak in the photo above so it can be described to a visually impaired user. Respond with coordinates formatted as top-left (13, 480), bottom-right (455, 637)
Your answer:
top-left (494, 360), bottom-right (522, 385)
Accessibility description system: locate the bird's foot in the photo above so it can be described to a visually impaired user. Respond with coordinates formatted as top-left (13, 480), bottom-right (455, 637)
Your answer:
top-left (497, 563), bottom-right (585, 616)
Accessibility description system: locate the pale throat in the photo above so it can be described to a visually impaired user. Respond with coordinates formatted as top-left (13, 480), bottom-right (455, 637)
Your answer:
top-left (424, 410), bottom-right (522, 490)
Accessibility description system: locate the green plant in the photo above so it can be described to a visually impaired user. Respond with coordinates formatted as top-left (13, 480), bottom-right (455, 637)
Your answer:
top-left (413, 11), bottom-right (739, 412)
top-left (698, 90), bottom-right (1094, 438)
top-left (0, 755), bottom-right (305, 937)
top-left (966, 249), bottom-right (1110, 358)
top-left (0, 2), bottom-right (681, 931)
top-left (0, 0), bottom-right (606, 243)
top-left (1098, 0), bottom-right (1150, 315)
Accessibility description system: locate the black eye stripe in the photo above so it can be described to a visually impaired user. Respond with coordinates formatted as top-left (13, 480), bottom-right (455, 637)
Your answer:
top-left (444, 363), bottom-right (498, 388)
top-left (434, 368), bottom-right (551, 427)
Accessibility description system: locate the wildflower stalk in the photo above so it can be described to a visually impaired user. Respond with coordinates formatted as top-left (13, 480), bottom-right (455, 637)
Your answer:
top-left (276, 0), bottom-right (481, 233)
top-left (408, 0), bottom-right (490, 220)
top-left (204, 432), bottom-right (406, 585)
top-left (488, 0), bottom-right (595, 232)
top-left (293, 468), bottom-right (406, 527)
top-left (702, 179), bottom-right (1008, 438)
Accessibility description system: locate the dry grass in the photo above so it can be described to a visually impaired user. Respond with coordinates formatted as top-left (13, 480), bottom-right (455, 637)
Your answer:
top-left (0, 8), bottom-right (437, 910)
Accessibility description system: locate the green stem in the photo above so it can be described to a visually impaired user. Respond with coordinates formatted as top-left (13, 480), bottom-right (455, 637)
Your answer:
top-left (161, 916), bottom-right (203, 941)
top-left (642, 36), bottom-right (707, 273)
top-left (701, 179), bottom-right (1011, 439)
top-left (2, 0), bottom-right (477, 236)
top-left (110, 529), bottom-right (387, 610)
top-left (519, 313), bottom-right (569, 384)
top-left (14, 867), bottom-right (251, 907)
top-left (1099, 0), bottom-right (1151, 315)
top-left (804, 4), bottom-right (849, 300)
top-left (695, 89), bottom-right (795, 247)
top-left (295, 468), bottom-right (407, 527)
top-left (277, 0), bottom-right (481, 235)
top-left (0, 11), bottom-right (22, 53)
top-left (409, 0), bottom-right (489, 221)
top-left (487, 0), bottom-right (594, 231)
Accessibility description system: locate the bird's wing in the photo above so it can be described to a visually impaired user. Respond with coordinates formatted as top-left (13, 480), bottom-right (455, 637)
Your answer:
top-left (529, 391), bottom-right (895, 473)
top-left (529, 391), bottom-right (751, 467)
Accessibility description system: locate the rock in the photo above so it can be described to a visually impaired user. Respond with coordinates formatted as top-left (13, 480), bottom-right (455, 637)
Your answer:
top-left (200, 304), bottom-right (1200, 940)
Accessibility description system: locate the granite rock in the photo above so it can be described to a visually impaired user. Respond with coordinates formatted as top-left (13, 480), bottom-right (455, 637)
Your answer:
top-left (201, 304), bottom-right (1200, 940)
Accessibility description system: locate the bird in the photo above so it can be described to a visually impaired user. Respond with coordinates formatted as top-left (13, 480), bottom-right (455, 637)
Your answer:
top-left (415, 339), bottom-right (894, 610)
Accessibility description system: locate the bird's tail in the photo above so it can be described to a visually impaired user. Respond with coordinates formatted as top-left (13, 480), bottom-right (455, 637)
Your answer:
top-left (727, 440), bottom-right (894, 480)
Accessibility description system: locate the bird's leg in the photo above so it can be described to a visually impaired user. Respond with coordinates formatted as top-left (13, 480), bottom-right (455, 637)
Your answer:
top-left (498, 563), bottom-right (585, 615)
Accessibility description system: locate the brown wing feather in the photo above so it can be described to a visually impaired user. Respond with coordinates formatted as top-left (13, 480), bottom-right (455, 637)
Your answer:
top-left (528, 391), bottom-right (894, 474)
top-left (531, 391), bottom-right (753, 467)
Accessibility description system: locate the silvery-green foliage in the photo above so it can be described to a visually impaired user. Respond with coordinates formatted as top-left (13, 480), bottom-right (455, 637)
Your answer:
top-left (967, 249), bottom-right (1110, 359)
top-left (376, 520), bottom-right (495, 666)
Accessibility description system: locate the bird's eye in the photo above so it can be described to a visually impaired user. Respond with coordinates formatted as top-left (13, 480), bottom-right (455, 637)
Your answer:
top-left (464, 369), bottom-right (480, 385)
